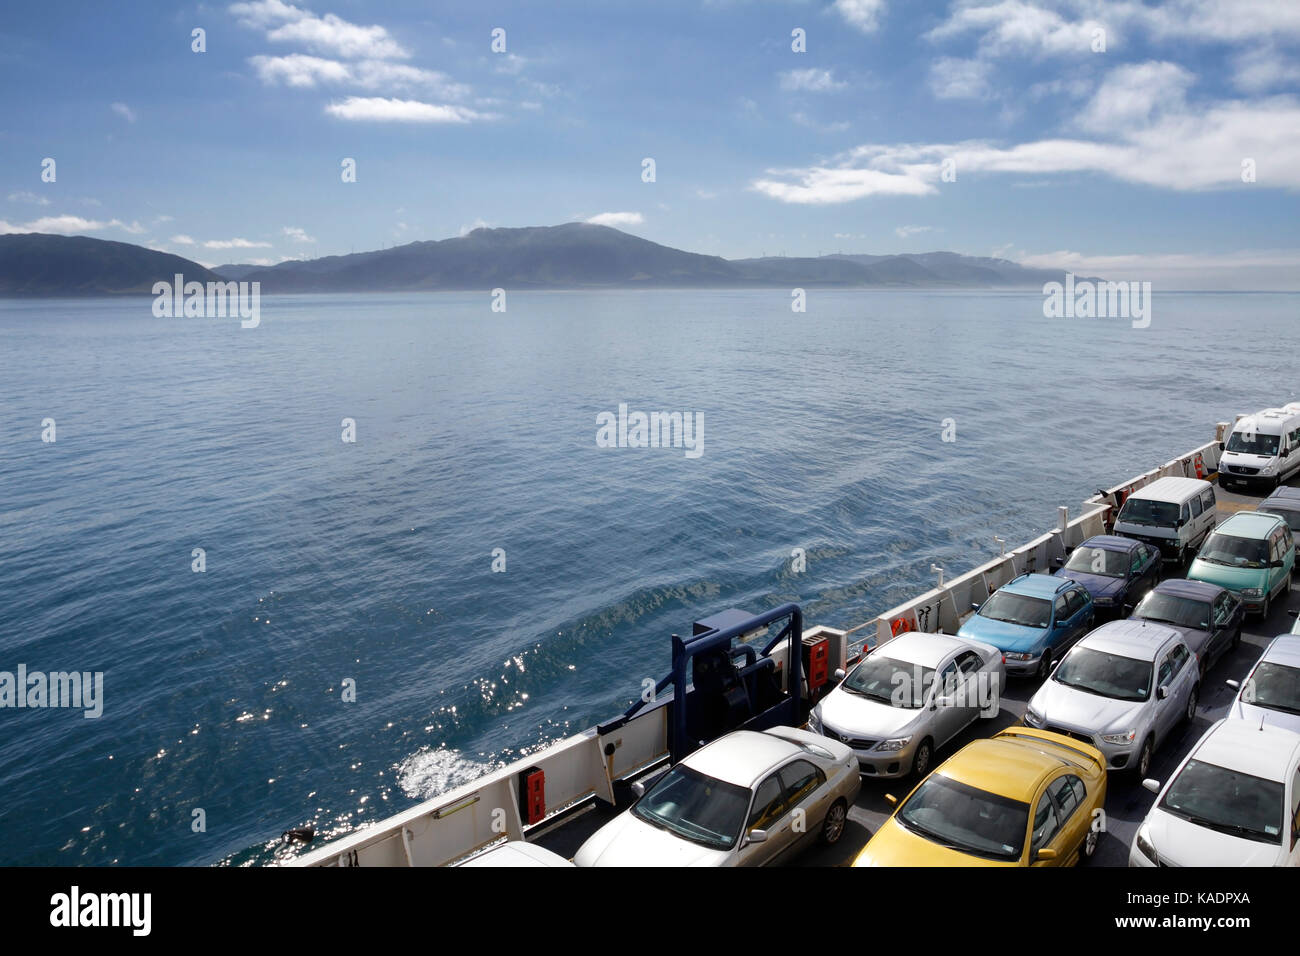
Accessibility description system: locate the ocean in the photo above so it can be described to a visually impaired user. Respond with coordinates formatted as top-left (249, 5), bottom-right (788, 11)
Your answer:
top-left (0, 288), bottom-right (1295, 865)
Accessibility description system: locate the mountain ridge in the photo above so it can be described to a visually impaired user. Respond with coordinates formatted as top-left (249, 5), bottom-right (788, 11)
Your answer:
top-left (0, 224), bottom-right (1088, 296)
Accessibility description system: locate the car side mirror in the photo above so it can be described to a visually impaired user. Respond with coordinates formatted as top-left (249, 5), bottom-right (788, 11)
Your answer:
top-left (1157, 685), bottom-right (1169, 700)
top-left (1225, 679), bottom-right (1240, 690)
top-left (1142, 778), bottom-right (1162, 794)
top-left (1122, 604), bottom-right (1134, 616)
top-left (971, 602), bottom-right (981, 613)
top-left (1033, 848), bottom-right (1058, 862)
top-left (1289, 609), bottom-right (1299, 619)
top-left (745, 829), bottom-right (768, 846)
top-left (1050, 558), bottom-right (1064, 570)
top-left (935, 694), bottom-right (956, 709)
top-left (833, 667), bottom-right (846, 682)
top-left (884, 794), bottom-right (898, 806)
top-left (631, 781), bottom-right (646, 798)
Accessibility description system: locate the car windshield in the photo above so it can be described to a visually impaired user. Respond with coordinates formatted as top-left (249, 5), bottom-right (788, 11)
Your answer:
top-left (1258, 505), bottom-right (1300, 532)
top-left (1117, 498), bottom-right (1180, 527)
top-left (1227, 430), bottom-right (1281, 457)
top-left (842, 656), bottom-right (934, 709)
top-left (631, 765), bottom-right (751, 850)
top-left (1198, 532), bottom-right (1269, 569)
top-left (1064, 546), bottom-right (1128, 578)
top-left (1132, 592), bottom-right (1211, 631)
top-left (896, 773), bottom-right (1029, 861)
top-left (979, 591), bottom-right (1051, 629)
top-left (1052, 647), bottom-right (1152, 702)
top-left (1159, 759), bottom-right (1283, 845)
top-left (1243, 661), bottom-right (1300, 716)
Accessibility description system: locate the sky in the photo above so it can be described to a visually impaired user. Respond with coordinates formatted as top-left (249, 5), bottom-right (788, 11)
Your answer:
top-left (1, 0), bottom-right (1298, 288)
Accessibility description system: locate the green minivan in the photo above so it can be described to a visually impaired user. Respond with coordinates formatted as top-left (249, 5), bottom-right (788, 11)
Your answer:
top-left (1187, 512), bottom-right (1294, 617)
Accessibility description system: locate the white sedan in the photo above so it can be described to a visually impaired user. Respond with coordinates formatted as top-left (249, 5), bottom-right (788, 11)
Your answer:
top-left (809, 631), bottom-right (1005, 779)
top-left (1130, 718), bottom-right (1300, 867)
top-left (574, 726), bottom-right (860, 866)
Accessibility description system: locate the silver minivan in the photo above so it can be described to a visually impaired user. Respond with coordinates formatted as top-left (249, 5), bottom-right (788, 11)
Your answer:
top-left (1113, 476), bottom-right (1216, 564)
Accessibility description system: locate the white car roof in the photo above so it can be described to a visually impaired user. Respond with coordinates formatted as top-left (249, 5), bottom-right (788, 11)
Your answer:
top-left (871, 631), bottom-right (965, 669)
top-left (681, 729), bottom-right (802, 787)
top-left (460, 841), bottom-right (575, 867)
top-left (1193, 719), bottom-right (1300, 782)
top-left (1261, 635), bottom-right (1300, 670)
top-left (1078, 619), bottom-right (1181, 662)
top-left (1126, 476), bottom-right (1211, 503)
top-left (1235, 408), bottom-right (1298, 436)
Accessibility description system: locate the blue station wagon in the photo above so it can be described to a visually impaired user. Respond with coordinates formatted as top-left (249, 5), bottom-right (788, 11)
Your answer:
top-left (957, 573), bottom-right (1094, 680)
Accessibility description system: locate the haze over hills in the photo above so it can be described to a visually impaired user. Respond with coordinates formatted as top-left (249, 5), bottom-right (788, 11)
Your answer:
top-left (0, 224), bottom-right (1086, 296)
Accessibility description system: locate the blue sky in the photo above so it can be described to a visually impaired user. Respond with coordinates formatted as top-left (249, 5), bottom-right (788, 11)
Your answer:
top-left (1, 0), bottom-right (1297, 287)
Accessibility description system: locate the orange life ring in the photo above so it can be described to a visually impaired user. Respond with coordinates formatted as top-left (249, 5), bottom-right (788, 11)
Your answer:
top-left (891, 616), bottom-right (913, 637)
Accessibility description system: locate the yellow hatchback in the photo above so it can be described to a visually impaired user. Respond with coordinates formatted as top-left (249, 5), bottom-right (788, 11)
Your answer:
top-left (853, 727), bottom-right (1107, 867)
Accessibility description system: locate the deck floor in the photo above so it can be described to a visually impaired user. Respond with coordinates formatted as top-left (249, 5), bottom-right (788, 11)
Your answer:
top-left (531, 477), bottom-right (1298, 867)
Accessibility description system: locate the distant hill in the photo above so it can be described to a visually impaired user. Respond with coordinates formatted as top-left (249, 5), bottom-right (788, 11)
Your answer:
top-left (0, 224), bottom-right (1087, 295)
top-left (0, 234), bottom-right (220, 295)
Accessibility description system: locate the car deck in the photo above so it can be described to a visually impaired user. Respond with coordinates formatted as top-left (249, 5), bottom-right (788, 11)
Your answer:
top-left (527, 479), bottom-right (1299, 867)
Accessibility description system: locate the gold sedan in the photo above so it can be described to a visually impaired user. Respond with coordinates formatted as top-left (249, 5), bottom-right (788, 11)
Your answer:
top-left (853, 727), bottom-right (1108, 867)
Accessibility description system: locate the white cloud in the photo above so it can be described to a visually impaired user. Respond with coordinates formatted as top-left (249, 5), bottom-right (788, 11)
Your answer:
top-left (753, 88), bottom-right (1300, 202)
top-left (229, 0), bottom-right (409, 59)
top-left (926, 1), bottom-right (1107, 58)
top-left (324, 96), bottom-right (492, 122)
top-left (1076, 61), bottom-right (1192, 133)
top-left (494, 53), bottom-right (528, 75)
top-left (895, 225), bottom-right (933, 237)
top-left (696, 189), bottom-right (718, 199)
top-left (779, 68), bottom-right (848, 92)
top-left (459, 218), bottom-right (492, 236)
top-left (248, 54), bottom-right (469, 98)
top-left (834, 0), bottom-right (886, 33)
top-left (929, 57), bottom-right (992, 99)
top-left (1231, 44), bottom-right (1300, 93)
top-left (203, 237), bottom-right (273, 249)
top-left (586, 211), bottom-right (644, 227)
top-left (0, 215), bottom-right (107, 235)
top-left (111, 102), bottom-right (137, 123)
top-left (7, 190), bottom-right (50, 206)
top-left (170, 234), bottom-right (196, 245)
top-left (282, 226), bottom-right (316, 242)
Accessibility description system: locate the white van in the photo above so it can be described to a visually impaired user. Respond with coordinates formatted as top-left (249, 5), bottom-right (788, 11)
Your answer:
top-left (1219, 404), bottom-right (1300, 491)
top-left (1113, 476), bottom-right (1217, 563)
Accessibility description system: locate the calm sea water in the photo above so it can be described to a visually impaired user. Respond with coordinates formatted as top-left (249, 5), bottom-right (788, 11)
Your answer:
top-left (0, 289), bottom-right (1295, 865)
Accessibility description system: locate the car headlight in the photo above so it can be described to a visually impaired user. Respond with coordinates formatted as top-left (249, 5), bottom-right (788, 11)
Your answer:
top-left (1241, 588), bottom-right (1263, 598)
top-left (1101, 729), bottom-right (1137, 745)
top-left (1024, 707), bottom-right (1044, 727)
top-left (1006, 651), bottom-right (1033, 661)
top-left (874, 736), bottom-right (913, 752)
top-left (1135, 826), bottom-right (1157, 863)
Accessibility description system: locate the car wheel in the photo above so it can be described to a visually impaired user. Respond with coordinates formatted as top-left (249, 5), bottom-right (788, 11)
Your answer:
top-left (1232, 622), bottom-right (1242, 650)
top-left (1136, 736), bottom-right (1154, 778)
top-left (1037, 652), bottom-right (1053, 681)
top-left (911, 739), bottom-right (933, 778)
top-left (1261, 593), bottom-right (1270, 620)
top-left (819, 799), bottom-right (847, 846)
top-left (1082, 824), bottom-right (1101, 862)
top-left (1184, 685), bottom-right (1199, 724)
